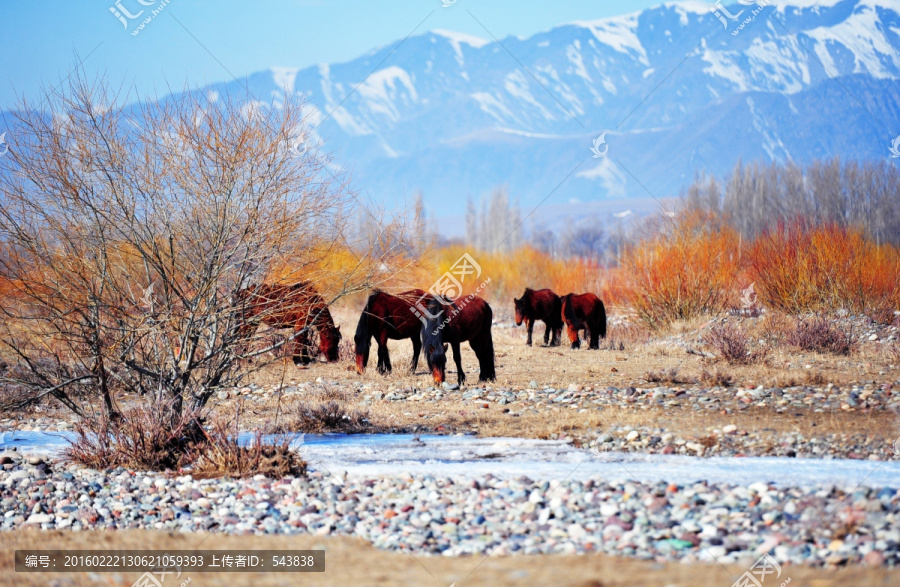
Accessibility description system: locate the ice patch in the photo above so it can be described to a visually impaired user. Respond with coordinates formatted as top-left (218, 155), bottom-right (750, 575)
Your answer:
top-left (8, 431), bottom-right (900, 489)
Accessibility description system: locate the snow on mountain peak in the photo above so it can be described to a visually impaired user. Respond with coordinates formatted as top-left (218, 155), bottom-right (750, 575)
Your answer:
top-left (431, 29), bottom-right (490, 49)
top-left (569, 13), bottom-right (648, 63)
top-left (270, 67), bottom-right (299, 94)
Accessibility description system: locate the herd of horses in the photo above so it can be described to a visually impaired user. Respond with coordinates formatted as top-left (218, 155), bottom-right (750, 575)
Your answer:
top-left (237, 283), bottom-right (607, 385)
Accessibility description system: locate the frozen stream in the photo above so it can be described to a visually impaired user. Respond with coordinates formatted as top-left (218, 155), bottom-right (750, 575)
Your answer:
top-left (2, 431), bottom-right (898, 488)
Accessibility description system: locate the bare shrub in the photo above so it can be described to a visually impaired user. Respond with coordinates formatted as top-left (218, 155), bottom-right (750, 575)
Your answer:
top-left (785, 317), bottom-right (855, 355)
top-left (190, 420), bottom-right (306, 479)
top-left (64, 403), bottom-right (203, 471)
top-left (643, 368), bottom-right (694, 385)
top-left (0, 70), bottom-right (414, 454)
top-left (699, 368), bottom-right (735, 387)
top-left (704, 323), bottom-right (767, 364)
top-left (887, 341), bottom-right (900, 365)
top-left (286, 400), bottom-right (369, 433)
top-left (64, 404), bottom-right (305, 478)
top-left (805, 370), bottom-right (826, 385)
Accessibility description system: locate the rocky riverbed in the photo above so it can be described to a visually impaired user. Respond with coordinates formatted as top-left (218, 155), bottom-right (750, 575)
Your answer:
top-left (1, 451), bottom-right (897, 568)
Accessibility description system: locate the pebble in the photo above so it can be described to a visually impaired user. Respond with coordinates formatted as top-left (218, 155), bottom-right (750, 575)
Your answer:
top-left (0, 462), bottom-right (897, 567)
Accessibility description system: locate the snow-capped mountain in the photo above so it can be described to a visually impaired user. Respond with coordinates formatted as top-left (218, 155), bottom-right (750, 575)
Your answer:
top-left (20, 0), bottom-right (900, 227)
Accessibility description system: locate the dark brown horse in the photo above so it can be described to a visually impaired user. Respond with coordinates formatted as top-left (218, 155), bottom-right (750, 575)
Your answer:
top-left (236, 282), bottom-right (341, 364)
top-left (421, 295), bottom-right (495, 385)
top-left (560, 293), bottom-right (607, 350)
top-left (354, 289), bottom-right (433, 374)
top-left (514, 288), bottom-right (562, 346)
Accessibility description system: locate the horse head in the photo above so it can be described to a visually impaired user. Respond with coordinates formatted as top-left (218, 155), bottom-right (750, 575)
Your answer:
top-left (421, 298), bottom-right (450, 383)
top-left (513, 296), bottom-right (525, 325)
top-left (320, 324), bottom-right (342, 363)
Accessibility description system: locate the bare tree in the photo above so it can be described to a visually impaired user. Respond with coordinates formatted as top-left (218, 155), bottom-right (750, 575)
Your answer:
top-left (562, 220), bottom-right (606, 260)
top-left (0, 72), bottom-right (411, 427)
top-left (683, 157), bottom-right (900, 245)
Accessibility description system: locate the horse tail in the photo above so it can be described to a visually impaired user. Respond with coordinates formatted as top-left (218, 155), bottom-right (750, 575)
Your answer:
top-left (354, 292), bottom-right (378, 372)
top-left (597, 298), bottom-right (607, 339)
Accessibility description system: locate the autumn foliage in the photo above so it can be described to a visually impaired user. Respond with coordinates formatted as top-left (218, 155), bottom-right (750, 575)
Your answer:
top-left (621, 212), bottom-right (741, 329)
top-left (746, 222), bottom-right (900, 315)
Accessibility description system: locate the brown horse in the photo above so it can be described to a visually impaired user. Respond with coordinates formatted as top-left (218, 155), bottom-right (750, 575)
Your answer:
top-left (560, 293), bottom-right (607, 350)
top-left (354, 289), bottom-right (433, 374)
top-left (514, 288), bottom-right (562, 346)
top-left (236, 282), bottom-right (341, 364)
top-left (421, 295), bottom-right (495, 385)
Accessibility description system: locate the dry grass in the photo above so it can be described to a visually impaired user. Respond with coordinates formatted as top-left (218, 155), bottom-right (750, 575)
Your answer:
top-left (1, 530), bottom-right (897, 587)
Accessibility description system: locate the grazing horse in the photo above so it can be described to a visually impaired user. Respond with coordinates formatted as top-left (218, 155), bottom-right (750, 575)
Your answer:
top-left (354, 289), bottom-right (433, 374)
top-left (560, 293), bottom-right (607, 350)
top-left (514, 288), bottom-right (562, 346)
top-left (236, 282), bottom-right (341, 364)
top-left (421, 295), bottom-right (495, 385)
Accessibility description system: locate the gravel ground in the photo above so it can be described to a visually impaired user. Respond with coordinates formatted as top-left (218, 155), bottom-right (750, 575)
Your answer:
top-left (1, 452), bottom-right (898, 568)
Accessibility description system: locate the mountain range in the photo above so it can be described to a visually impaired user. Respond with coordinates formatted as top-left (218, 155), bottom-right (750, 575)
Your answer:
top-left (12, 0), bottom-right (900, 234)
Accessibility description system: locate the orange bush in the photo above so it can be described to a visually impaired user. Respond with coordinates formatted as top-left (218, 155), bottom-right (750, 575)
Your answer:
top-left (622, 212), bottom-right (740, 329)
top-left (746, 222), bottom-right (900, 315)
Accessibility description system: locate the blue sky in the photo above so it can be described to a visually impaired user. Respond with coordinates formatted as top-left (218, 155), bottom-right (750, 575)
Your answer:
top-left (1, 0), bottom-right (667, 109)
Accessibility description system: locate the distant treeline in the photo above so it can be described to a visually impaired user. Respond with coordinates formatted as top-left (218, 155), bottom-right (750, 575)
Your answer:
top-left (682, 157), bottom-right (900, 246)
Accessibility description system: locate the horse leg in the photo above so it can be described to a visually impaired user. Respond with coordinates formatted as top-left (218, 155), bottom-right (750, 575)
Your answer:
top-left (525, 318), bottom-right (534, 346)
top-left (381, 336), bottom-right (392, 373)
top-left (293, 329), bottom-right (312, 365)
top-left (473, 331), bottom-right (496, 382)
top-left (376, 331), bottom-right (391, 374)
top-left (589, 322), bottom-right (600, 349)
top-left (451, 341), bottom-right (465, 385)
top-left (543, 321), bottom-right (551, 346)
top-left (551, 326), bottom-right (562, 347)
top-left (568, 324), bottom-right (581, 349)
top-left (410, 334), bottom-right (422, 373)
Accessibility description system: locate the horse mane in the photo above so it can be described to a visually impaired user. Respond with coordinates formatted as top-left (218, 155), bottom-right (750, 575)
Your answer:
top-left (354, 291), bottom-right (378, 356)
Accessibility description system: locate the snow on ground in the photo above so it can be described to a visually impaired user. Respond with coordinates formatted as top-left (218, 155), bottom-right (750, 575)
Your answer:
top-left (3, 431), bottom-right (899, 489)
